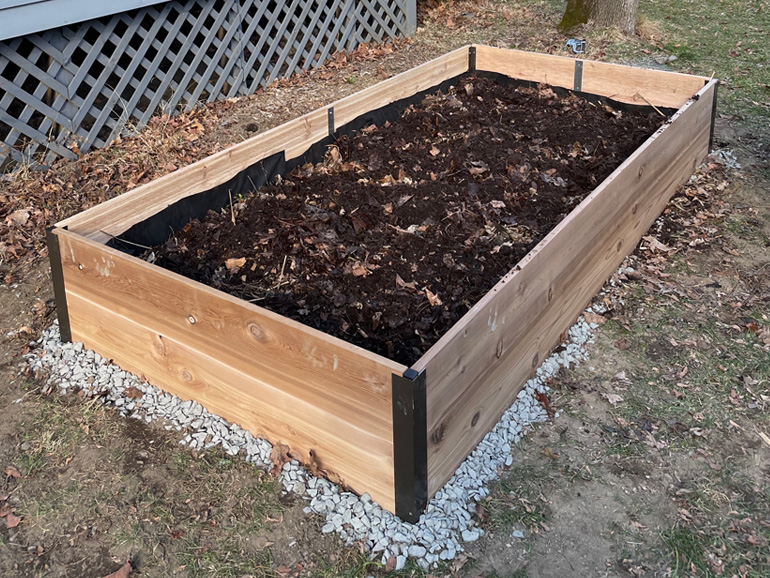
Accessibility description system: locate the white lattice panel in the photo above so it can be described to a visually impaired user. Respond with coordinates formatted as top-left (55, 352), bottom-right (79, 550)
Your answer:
top-left (0, 0), bottom-right (414, 168)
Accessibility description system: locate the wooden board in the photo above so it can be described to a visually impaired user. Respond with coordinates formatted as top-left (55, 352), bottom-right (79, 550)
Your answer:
top-left (57, 47), bottom-right (470, 245)
top-left (581, 60), bottom-right (708, 109)
top-left (55, 228), bottom-right (405, 511)
top-left (474, 45), bottom-right (707, 108)
top-left (416, 80), bottom-right (717, 495)
top-left (474, 45), bottom-right (575, 91)
top-left (57, 107), bottom-right (330, 245)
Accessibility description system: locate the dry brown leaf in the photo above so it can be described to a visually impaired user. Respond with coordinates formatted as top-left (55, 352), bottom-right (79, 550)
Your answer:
top-left (430, 146), bottom-right (440, 157)
top-left (535, 391), bottom-right (555, 418)
top-left (225, 257), bottom-right (247, 274)
top-left (395, 274), bottom-right (417, 290)
top-left (601, 392), bottom-right (624, 406)
top-left (5, 512), bottom-right (21, 529)
top-left (351, 215), bottom-right (367, 235)
top-left (102, 562), bottom-right (132, 578)
top-left (6, 210), bottom-right (30, 226)
top-left (351, 262), bottom-right (369, 277)
top-left (614, 338), bottom-right (631, 350)
top-left (396, 194), bottom-right (413, 208)
top-left (642, 235), bottom-right (674, 253)
top-left (269, 443), bottom-right (291, 476)
top-left (424, 288), bottom-right (442, 306)
top-left (385, 556), bottom-right (397, 572)
top-left (542, 447), bottom-right (559, 460)
top-left (4, 465), bottom-right (21, 478)
top-left (707, 553), bottom-right (724, 575)
top-left (123, 386), bottom-right (143, 399)
top-left (584, 311), bottom-right (606, 326)
top-left (468, 161), bottom-right (490, 176)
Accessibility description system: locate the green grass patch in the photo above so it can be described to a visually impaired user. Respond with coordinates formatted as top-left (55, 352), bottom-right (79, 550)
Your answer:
top-left (662, 526), bottom-right (711, 576)
top-left (640, 0), bottom-right (769, 121)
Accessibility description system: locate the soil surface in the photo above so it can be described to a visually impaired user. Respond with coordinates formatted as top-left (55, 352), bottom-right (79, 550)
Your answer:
top-left (150, 76), bottom-right (663, 365)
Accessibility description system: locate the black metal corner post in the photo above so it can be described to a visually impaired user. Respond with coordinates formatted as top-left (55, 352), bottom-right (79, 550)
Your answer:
top-left (327, 107), bottom-right (335, 138)
top-left (573, 60), bottom-right (583, 92)
top-left (392, 368), bottom-right (427, 523)
top-left (468, 46), bottom-right (476, 74)
top-left (709, 80), bottom-right (719, 152)
top-left (45, 226), bottom-right (72, 343)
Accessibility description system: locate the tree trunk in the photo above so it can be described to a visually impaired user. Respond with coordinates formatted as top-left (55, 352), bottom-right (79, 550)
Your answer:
top-left (559, 0), bottom-right (640, 35)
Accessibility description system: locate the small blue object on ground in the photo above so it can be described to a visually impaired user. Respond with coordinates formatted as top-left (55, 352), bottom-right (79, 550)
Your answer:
top-left (566, 39), bottom-right (586, 54)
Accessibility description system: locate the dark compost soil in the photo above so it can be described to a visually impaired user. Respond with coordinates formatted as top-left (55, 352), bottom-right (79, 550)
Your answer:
top-left (149, 76), bottom-right (665, 365)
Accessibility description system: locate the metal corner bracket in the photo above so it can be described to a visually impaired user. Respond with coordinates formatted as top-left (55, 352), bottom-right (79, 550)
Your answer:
top-left (573, 60), bottom-right (583, 92)
top-left (392, 367), bottom-right (428, 523)
top-left (46, 226), bottom-right (72, 342)
top-left (709, 81), bottom-right (718, 152)
top-left (327, 107), bottom-right (335, 138)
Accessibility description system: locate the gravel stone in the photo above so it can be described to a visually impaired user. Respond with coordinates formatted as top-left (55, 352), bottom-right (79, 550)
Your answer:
top-left (28, 282), bottom-right (610, 567)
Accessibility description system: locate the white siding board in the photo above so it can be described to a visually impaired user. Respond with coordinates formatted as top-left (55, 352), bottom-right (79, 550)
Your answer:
top-left (0, 0), bottom-right (172, 40)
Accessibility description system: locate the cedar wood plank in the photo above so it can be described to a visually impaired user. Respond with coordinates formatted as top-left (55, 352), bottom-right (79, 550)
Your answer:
top-left (57, 47), bottom-right (470, 244)
top-left (56, 229), bottom-right (405, 511)
top-left (58, 108), bottom-right (329, 245)
top-left (474, 45), bottom-right (575, 92)
top-left (417, 81), bottom-right (716, 495)
top-left (580, 60), bottom-right (707, 109)
top-left (474, 45), bottom-right (707, 108)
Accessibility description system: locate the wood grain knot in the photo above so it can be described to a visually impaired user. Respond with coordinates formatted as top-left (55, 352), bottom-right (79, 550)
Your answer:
top-left (182, 370), bottom-right (193, 382)
top-left (616, 240), bottom-right (623, 252)
top-left (495, 339), bottom-right (504, 359)
top-left (547, 287), bottom-right (553, 302)
top-left (471, 411), bottom-right (480, 427)
top-left (430, 422), bottom-right (446, 446)
top-left (248, 322), bottom-right (265, 340)
top-left (632, 203), bottom-right (638, 215)
top-left (531, 352), bottom-right (539, 368)
top-left (638, 165), bottom-right (645, 179)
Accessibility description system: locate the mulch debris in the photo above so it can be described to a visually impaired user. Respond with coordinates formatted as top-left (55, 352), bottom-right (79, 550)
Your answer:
top-left (150, 76), bottom-right (664, 365)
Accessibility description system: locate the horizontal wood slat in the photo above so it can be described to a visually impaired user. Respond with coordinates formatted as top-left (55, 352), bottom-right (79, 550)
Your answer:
top-left (56, 228), bottom-right (404, 511)
top-left (417, 80), bottom-right (716, 495)
top-left (58, 107), bottom-right (330, 243)
top-left (474, 45), bottom-right (707, 109)
top-left (59, 47), bottom-right (470, 243)
top-left (581, 59), bottom-right (708, 109)
top-left (474, 45), bottom-right (575, 92)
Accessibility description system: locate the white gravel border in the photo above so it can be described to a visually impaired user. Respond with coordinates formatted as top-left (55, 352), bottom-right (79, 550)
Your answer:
top-left (25, 280), bottom-right (625, 569)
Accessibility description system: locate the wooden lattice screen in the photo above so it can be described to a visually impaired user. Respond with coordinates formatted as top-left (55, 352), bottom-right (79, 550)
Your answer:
top-left (0, 0), bottom-right (415, 168)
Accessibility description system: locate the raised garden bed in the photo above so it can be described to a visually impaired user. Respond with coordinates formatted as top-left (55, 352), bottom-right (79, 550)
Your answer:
top-left (48, 46), bottom-right (717, 522)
